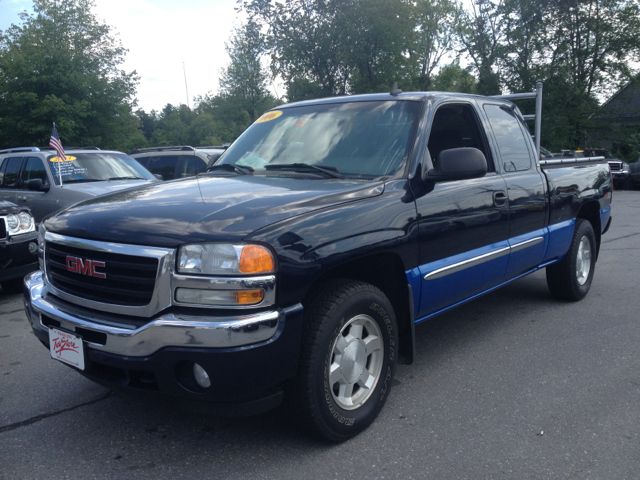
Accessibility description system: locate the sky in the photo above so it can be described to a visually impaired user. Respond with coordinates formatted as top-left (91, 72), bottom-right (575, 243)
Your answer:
top-left (0, 0), bottom-right (256, 112)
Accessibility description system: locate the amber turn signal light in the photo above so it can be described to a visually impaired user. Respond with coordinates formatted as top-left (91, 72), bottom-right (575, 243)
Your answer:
top-left (236, 289), bottom-right (265, 304)
top-left (239, 245), bottom-right (275, 274)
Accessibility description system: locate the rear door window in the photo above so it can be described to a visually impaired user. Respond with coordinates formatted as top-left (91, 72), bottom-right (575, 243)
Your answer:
top-left (181, 157), bottom-right (207, 177)
top-left (484, 105), bottom-right (532, 172)
top-left (146, 156), bottom-right (179, 180)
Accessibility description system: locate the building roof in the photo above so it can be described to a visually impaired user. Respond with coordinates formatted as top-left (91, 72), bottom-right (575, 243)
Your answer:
top-left (592, 80), bottom-right (640, 124)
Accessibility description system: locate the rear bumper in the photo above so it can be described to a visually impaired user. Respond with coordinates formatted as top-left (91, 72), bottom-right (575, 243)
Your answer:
top-left (24, 271), bottom-right (304, 413)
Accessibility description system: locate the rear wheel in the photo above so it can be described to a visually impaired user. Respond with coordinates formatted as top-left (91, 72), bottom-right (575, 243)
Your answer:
top-left (292, 279), bottom-right (398, 442)
top-left (546, 219), bottom-right (597, 301)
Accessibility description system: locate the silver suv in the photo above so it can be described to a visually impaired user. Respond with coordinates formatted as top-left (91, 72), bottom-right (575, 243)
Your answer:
top-left (129, 145), bottom-right (228, 180)
top-left (0, 147), bottom-right (158, 224)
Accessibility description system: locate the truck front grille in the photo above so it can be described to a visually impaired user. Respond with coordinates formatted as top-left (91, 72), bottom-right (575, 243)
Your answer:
top-left (608, 162), bottom-right (622, 171)
top-left (0, 219), bottom-right (6, 240)
top-left (45, 242), bottom-right (159, 306)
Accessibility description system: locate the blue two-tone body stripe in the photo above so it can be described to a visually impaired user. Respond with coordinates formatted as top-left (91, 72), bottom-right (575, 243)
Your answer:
top-left (406, 218), bottom-right (578, 324)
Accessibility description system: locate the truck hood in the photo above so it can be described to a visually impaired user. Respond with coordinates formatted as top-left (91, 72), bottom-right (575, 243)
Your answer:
top-left (44, 175), bottom-right (384, 248)
top-left (58, 179), bottom-right (156, 196)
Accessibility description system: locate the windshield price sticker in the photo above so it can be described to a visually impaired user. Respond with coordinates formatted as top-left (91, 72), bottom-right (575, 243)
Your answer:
top-left (49, 161), bottom-right (87, 178)
top-left (49, 327), bottom-right (85, 371)
top-left (50, 155), bottom-right (77, 162)
top-left (255, 110), bottom-right (283, 123)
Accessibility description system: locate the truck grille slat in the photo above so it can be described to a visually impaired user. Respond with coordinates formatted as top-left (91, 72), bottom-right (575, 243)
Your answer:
top-left (49, 271), bottom-right (154, 299)
top-left (47, 246), bottom-right (158, 271)
top-left (46, 242), bottom-right (159, 306)
top-left (47, 258), bottom-right (156, 285)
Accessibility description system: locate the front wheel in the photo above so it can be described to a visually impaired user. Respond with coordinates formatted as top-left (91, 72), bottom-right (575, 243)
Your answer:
top-left (546, 219), bottom-right (597, 301)
top-left (292, 279), bottom-right (398, 442)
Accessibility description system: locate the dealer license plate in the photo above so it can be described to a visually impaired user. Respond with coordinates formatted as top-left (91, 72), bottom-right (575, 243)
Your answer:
top-left (49, 327), bottom-right (85, 371)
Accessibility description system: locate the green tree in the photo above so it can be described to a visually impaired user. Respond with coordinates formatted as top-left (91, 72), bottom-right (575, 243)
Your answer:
top-left (244, 0), bottom-right (421, 97)
top-left (431, 61), bottom-right (477, 93)
top-left (498, 0), bottom-right (640, 149)
top-left (344, 0), bottom-right (416, 94)
top-left (411, 0), bottom-right (459, 91)
top-left (219, 20), bottom-right (278, 122)
top-left (0, 0), bottom-right (142, 150)
top-left (454, 0), bottom-right (503, 95)
top-left (546, 0), bottom-right (640, 98)
top-left (243, 0), bottom-right (351, 98)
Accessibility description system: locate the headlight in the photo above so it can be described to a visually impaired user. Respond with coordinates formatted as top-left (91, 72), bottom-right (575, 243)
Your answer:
top-left (18, 212), bottom-right (34, 231)
top-left (4, 211), bottom-right (36, 236)
top-left (6, 214), bottom-right (19, 231)
top-left (177, 243), bottom-right (275, 275)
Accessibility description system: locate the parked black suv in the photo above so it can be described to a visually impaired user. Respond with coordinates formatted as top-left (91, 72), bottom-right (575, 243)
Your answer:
top-left (129, 146), bottom-right (228, 181)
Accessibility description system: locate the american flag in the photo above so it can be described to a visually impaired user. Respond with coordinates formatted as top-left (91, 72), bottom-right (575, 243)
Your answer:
top-left (49, 123), bottom-right (66, 161)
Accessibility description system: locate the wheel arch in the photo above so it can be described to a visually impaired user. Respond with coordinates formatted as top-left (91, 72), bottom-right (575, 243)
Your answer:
top-left (576, 200), bottom-right (601, 259)
top-left (302, 252), bottom-right (415, 365)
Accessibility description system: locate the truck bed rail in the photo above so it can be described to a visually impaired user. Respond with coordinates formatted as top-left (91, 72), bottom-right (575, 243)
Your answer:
top-left (539, 156), bottom-right (606, 166)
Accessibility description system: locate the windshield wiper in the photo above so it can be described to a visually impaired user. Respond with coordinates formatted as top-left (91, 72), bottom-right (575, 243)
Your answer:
top-left (264, 163), bottom-right (343, 178)
top-left (108, 176), bottom-right (147, 181)
top-left (206, 164), bottom-right (254, 175)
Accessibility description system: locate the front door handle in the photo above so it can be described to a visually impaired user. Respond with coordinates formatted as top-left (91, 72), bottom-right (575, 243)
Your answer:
top-left (17, 196), bottom-right (27, 202)
top-left (493, 191), bottom-right (507, 206)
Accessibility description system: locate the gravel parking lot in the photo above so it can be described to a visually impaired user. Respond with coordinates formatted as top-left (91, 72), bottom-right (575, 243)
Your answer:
top-left (1, 190), bottom-right (639, 480)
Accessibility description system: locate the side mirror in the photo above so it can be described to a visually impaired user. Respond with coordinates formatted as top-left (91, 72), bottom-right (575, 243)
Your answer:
top-left (424, 147), bottom-right (487, 182)
top-left (154, 174), bottom-right (164, 181)
top-left (27, 178), bottom-right (50, 192)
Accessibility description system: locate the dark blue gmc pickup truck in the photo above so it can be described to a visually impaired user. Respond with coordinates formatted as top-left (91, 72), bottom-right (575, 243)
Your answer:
top-left (23, 91), bottom-right (612, 441)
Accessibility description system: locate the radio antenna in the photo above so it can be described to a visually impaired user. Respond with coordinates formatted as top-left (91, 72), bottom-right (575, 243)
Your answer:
top-left (183, 62), bottom-right (191, 109)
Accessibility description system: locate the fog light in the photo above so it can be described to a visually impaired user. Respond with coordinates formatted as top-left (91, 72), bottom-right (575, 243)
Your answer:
top-left (176, 287), bottom-right (265, 305)
top-left (28, 242), bottom-right (37, 254)
top-left (193, 363), bottom-right (211, 388)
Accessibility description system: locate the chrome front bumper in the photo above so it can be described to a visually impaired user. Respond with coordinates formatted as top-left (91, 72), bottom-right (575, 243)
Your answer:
top-left (24, 270), bottom-right (281, 357)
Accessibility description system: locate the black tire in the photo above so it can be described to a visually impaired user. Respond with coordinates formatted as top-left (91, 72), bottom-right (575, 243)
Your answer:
top-left (546, 219), bottom-right (597, 301)
top-left (1, 279), bottom-right (23, 294)
top-left (292, 279), bottom-right (398, 442)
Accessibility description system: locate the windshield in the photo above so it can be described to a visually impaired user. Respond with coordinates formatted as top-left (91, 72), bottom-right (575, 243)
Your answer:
top-left (47, 153), bottom-right (156, 185)
top-left (217, 100), bottom-right (421, 178)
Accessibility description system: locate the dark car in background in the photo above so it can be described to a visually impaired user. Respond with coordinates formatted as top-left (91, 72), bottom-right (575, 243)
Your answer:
top-left (129, 146), bottom-right (228, 181)
top-left (0, 200), bottom-right (37, 292)
top-left (0, 147), bottom-right (158, 223)
top-left (584, 148), bottom-right (632, 189)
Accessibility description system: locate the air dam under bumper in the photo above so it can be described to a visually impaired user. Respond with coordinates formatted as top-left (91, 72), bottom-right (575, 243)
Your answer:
top-left (24, 271), bottom-right (304, 414)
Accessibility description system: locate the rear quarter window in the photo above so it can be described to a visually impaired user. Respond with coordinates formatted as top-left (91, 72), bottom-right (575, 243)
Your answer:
top-left (484, 105), bottom-right (532, 172)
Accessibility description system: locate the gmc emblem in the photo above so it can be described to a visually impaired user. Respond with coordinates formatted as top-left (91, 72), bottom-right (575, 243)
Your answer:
top-left (66, 256), bottom-right (106, 279)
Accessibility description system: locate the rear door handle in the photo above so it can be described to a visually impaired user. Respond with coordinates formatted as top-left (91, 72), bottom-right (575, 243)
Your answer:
top-left (493, 191), bottom-right (507, 206)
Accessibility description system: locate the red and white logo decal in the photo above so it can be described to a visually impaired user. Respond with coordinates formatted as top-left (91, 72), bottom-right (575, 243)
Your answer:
top-left (66, 255), bottom-right (106, 278)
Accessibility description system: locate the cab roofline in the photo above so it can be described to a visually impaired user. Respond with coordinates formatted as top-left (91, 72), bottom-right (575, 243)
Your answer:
top-left (275, 91), bottom-right (508, 110)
